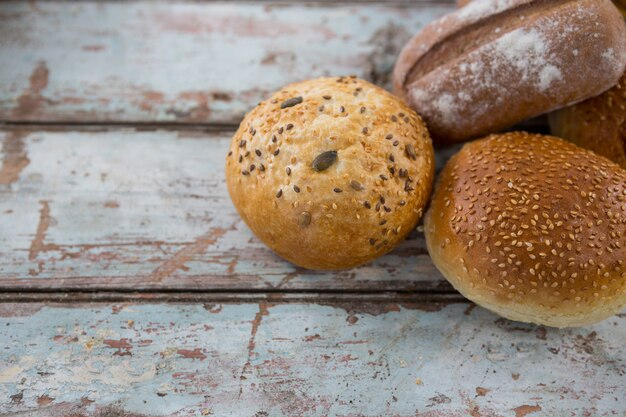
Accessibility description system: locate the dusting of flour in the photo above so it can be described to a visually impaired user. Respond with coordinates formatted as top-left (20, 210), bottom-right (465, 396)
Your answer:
top-left (456, 0), bottom-right (521, 23)
top-left (491, 28), bottom-right (562, 92)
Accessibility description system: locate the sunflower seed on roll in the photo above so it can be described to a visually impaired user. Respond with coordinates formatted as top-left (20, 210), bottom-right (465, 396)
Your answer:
top-left (425, 132), bottom-right (626, 327)
top-left (226, 77), bottom-right (435, 270)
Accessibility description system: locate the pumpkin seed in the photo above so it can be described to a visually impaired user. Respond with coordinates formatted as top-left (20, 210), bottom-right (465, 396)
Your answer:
top-left (299, 211), bottom-right (311, 227)
top-left (281, 96), bottom-right (303, 109)
top-left (350, 180), bottom-right (364, 191)
top-left (312, 151), bottom-right (338, 172)
top-left (406, 144), bottom-right (417, 160)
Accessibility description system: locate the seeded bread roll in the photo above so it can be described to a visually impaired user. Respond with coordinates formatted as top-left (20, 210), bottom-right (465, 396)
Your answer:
top-left (226, 77), bottom-right (435, 270)
top-left (393, 0), bottom-right (626, 144)
top-left (425, 132), bottom-right (626, 327)
top-left (549, 73), bottom-right (626, 169)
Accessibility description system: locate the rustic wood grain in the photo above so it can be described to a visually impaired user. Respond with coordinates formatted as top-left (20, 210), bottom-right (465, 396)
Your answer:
top-left (1, 301), bottom-right (624, 416)
top-left (0, 127), bottom-right (457, 292)
top-left (0, 1), bottom-right (454, 125)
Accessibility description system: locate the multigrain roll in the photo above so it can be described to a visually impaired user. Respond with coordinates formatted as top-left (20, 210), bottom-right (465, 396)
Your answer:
top-left (549, 73), bottom-right (626, 169)
top-left (393, 0), bottom-right (626, 144)
top-left (226, 77), bottom-right (435, 270)
top-left (425, 132), bottom-right (626, 327)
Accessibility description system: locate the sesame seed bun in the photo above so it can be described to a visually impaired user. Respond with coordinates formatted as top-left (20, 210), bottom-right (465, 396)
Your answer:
top-left (226, 77), bottom-right (435, 270)
top-left (549, 73), bottom-right (626, 170)
top-left (425, 132), bottom-right (626, 327)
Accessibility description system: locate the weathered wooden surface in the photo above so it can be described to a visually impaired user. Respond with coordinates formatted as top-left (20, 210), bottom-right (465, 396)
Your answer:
top-left (0, 1), bottom-right (453, 125)
top-left (2, 1), bottom-right (624, 415)
top-left (1, 301), bottom-right (625, 417)
top-left (0, 127), bottom-right (451, 291)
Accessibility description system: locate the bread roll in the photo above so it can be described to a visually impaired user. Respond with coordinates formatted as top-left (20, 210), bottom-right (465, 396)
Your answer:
top-left (393, 0), bottom-right (626, 144)
top-left (549, 73), bottom-right (626, 169)
top-left (425, 132), bottom-right (626, 327)
top-left (226, 77), bottom-right (435, 270)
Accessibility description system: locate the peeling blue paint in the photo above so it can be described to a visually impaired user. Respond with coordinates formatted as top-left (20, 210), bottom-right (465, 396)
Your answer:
top-left (1, 303), bottom-right (624, 416)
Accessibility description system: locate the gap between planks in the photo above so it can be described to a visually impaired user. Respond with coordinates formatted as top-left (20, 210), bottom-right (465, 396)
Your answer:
top-left (0, 290), bottom-right (467, 304)
top-left (28, 0), bottom-right (458, 3)
top-left (0, 121), bottom-right (239, 133)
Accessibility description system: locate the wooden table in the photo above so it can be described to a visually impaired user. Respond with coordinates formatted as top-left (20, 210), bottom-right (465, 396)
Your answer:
top-left (1, 1), bottom-right (625, 416)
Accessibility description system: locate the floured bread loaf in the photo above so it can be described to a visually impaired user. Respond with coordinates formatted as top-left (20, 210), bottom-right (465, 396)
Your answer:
top-left (394, 0), bottom-right (626, 144)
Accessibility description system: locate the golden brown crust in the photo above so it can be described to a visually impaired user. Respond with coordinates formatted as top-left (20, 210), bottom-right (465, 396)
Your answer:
top-left (425, 132), bottom-right (626, 327)
top-left (549, 73), bottom-right (626, 169)
top-left (226, 77), bottom-right (435, 270)
top-left (393, 0), bottom-right (626, 144)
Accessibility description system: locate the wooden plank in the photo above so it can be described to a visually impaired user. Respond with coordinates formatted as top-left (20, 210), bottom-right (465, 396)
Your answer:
top-left (0, 1), bottom-right (453, 124)
top-left (0, 127), bottom-right (454, 291)
top-left (0, 301), bottom-right (624, 416)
